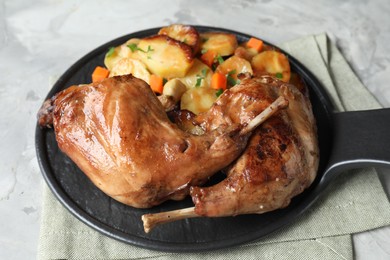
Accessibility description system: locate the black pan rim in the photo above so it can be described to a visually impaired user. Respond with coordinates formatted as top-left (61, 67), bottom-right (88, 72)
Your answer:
top-left (35, 25), bottom-right (334, 252)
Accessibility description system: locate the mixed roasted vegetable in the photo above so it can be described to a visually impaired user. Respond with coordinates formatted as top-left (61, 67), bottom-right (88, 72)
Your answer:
top-left (91, 24), bottom-right (292, 115)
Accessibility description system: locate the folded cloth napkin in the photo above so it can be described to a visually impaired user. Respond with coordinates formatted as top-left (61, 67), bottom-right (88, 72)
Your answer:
top-left (37, 34), bottom-right (390, 260)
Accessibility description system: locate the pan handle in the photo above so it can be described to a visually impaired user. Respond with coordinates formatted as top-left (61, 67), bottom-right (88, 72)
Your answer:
top-left (324, 107), bottom-right (390, 177)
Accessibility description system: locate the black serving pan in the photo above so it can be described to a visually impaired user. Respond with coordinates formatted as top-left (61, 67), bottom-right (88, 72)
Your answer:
top-left (35, 26), bottom-right (390, 252)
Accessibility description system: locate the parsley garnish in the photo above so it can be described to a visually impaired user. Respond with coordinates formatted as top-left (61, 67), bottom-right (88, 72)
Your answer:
top-left (127, 43), bottom-right (154, 54)
top-left (127, 43), bottom-right (138, 52)
top-left (195, 78), bottom-right (202, 87)
top-left (106, 47), bottom-right (115, 57)
top-left (216, 89), bottom-right (224, 97)
top-left (226, 70), bottom-right (239, 86)
top-left (128, 43), bottom-right (154, 59)
top-left (227, 70), bottom-right (237, 76)
top-left (195, 68), bottom-right (208, 87)
top-left (275, 72), bottom-right (283, 79)
top-left (227, 76), bottom-right (237, 86)
top-left (201, 49), bottom-right (208, 54)
top-left (216, 55), bottom-right (224, 65)
top-left (145, 45), bottom-right (154, 53)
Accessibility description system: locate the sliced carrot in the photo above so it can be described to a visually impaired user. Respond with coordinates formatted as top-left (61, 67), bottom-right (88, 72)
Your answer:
top-left (210, 72), bottom-right (227, 90)
top-left (92, 66), bottom-right (110, 82)
top-left (149, 74), bottom-right (164, 94)
top-left (246, 37), bottom-right (264, 52)
top-left (200, 49), bottom-right (217, 67)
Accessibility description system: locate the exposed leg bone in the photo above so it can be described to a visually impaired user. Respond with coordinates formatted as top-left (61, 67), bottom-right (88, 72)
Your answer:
top-left (240, 96), bottom-right (288, 135)
top-left (142, 96), bottom-right (289, 233)
top-left (142, 207), bottom-right (197, 233)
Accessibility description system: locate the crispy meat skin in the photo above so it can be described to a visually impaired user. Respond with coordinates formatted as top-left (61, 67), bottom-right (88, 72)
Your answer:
top-left (190, 76), bottom-right (319, 217)
top-left (40, 75), bottom-right (270, 208)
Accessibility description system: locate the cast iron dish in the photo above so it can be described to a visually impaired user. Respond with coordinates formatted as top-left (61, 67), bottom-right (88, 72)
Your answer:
top-left (35, 26), bottom-right (390, 252)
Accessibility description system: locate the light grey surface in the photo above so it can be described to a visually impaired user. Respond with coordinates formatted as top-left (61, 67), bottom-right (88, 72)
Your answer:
top-left (0, 0), bottom-right (389, 259)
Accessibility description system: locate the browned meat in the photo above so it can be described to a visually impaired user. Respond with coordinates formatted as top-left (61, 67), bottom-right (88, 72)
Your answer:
top-left (38, 74), bottom-right (287, 208)
top-left (191, 76), bottom-right (319, 216)
top-left (142, 75), bottom-right (319, 232)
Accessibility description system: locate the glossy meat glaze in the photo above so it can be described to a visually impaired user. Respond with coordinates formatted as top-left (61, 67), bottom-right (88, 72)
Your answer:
top-left (190, 76), bottom-right (319, 216)
top-left (39, 75), bottom-right (285, 208)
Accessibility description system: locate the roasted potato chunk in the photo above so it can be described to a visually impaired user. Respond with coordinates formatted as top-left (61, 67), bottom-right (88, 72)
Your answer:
top-left (137, 35), bottom-right (194, 78)
top-left (109, 58), bottom-right (151, 84)
top-left (158, 24), bottom-right (200, 55)
top-left (104, 38), bottom-right (141, 71)
top-left (181, 87), bottom-right (219, 115)
top-left (179, 59), bottom-right (212, 89)
top-left (163, 79), bottom-right (187, 102)
top-left (215, 56), bottom-right (253, 86)
top-left (200, 32), bottom-right (238, 56)
top-left (104, 46), bottom-right (123, 71)
top-left (251, 50), bottom-right (291, 82)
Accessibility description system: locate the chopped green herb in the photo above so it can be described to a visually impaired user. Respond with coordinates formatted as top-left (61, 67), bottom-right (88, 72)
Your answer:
top-left (195, 68), bottom-right (208, 87)
top-left (216, 55), bottom-right (224, 65)
top-left (106, 47), bottom-right (115, 57)
top-left (127, 43), bottom-right (138, 52)
top-left (201, 49), bottom-right (208, 54)
top-left (227, 75), bottom-right (237, 86)
top-left (227, 69), bottom-right (237, 76)
top-left (183, 38), bottom-right (187, 43)
top-left (145, 45), bottom-right (154, 53)
top-left (275, 72), bottom-right (283, 79)
top-left (201, 68), bottom-right (207, 77)
top-left (195, 77), bottom-right (202, 87)
top-left (226, 70), bottom-right (239, 86)
top-left (163, 78), bottom-right (168, 85)
top-left (127, 43), bottom-right (154, 54)
top-left (202, 37), bottom-right (209, 43)
top-left (216, 89), bottom-right (224, 97)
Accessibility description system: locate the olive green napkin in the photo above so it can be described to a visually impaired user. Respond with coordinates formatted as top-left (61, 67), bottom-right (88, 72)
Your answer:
top-left (37, 34), bottom-right (390, 260)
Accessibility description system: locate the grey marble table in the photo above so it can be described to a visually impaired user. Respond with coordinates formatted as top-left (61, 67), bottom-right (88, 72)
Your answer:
top-left (1, 0), bottom-right (389, 259)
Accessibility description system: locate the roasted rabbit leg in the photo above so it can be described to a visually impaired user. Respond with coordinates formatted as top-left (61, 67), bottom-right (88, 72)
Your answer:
top-left (142, 76), bottom-right (318, 232)
top-left (38, 75), bottom-right (287, 208)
